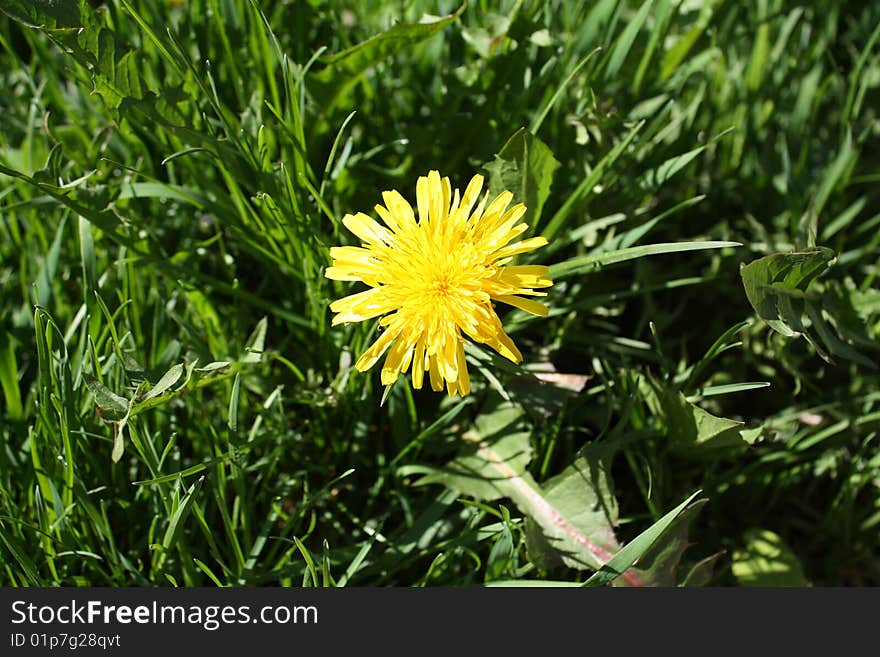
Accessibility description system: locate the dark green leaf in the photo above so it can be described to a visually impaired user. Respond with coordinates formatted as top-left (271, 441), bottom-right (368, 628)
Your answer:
top-left (483, 128), bottom-right (560, 227)
top-left (141, 363), bottom-right (184, 402)
top-left (0, 0), bottom-right (81, 28)
top-left (645, 376), bottom-right (751, 452)
top-left (415, 402), bottom-right (531, 501)
top-left (624, 499), bottom-right (707, 586)
top-left (583, 490), bottom-right (703, 587)
top-left (524, 443), bottom-right (621, 572)
top-left (82, 372), bottom-right (129, 419)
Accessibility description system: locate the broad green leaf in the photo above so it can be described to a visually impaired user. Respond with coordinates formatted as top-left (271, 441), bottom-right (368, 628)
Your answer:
top-left (415, 402), bottom-right (531, 501)
top-left (90, 32), bottom-right (144, 111)
top-left (141, 363), bottom-right (184, 402)
top-left (82, 372), bottom-right (129, 419)
top-left (417, 401), bottom-right (623, 574)
top-left (523, 444), bottom-right (621, 572)
top-left (0, 0), bottom-right (81, 28)
top-left (583, 489), bottom-right (703, 587)
top-left (483, 129), bottom-right (560, 228)
top-left (732, 529), bottom-right (810, 587)
top-left (644, 377), bottom-right (751, 451)
top-left (740, 247), bottom-right (836, 337)
top-left (741, 248), bottom-right (874, 367)
top-left (551, 240), bottom-right (740, 279)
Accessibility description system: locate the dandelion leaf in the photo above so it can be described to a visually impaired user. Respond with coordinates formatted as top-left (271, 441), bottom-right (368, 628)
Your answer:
top-left (0, 0), bottom-right (81, 28)
top-left (483, 128), bottom-right (560, 225)
top-left (418, 400), bottom-right (624, 574)
top-left (644, 376), bottom-right (751, 452)
top-left (740, 247), bottom-right (835, 337)
top-left (415, 402), bottom-right (532, 501)
top-left (620, 498), bottom-right (707, 587)
top-left (741, 248), bottom-right (875, 367)
top-left (523, 443), bottom-right (621, 572)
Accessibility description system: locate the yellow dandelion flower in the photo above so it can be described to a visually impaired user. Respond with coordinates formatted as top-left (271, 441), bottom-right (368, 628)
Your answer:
top-left (326, 170), bottom-right (553, 396)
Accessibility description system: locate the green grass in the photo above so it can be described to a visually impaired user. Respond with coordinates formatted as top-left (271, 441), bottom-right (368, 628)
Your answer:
top-left (1, 0), bottom-right (879, 587)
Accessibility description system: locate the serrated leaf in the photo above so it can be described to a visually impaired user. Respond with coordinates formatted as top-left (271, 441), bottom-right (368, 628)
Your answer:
top-left (732, 529), bottom-right (810, 587)
top-left (741, 248), bottom-right (836, 336)
top-left (483, 128), bottom-right (560, 226)
top-left (645, 377), bottom-right (749, 451)
top-left (623, 499), bottom-right (707, 586)
top-left (584, 489), bottom-right (703, 587)
top-left (741, 248), bottom-right (874, 367)
top-left (0, 0), bottom-right (81, 28)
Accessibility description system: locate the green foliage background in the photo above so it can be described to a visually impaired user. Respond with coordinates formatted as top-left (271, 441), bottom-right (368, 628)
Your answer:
top-left (1, 0), bottom-right (878, 586)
